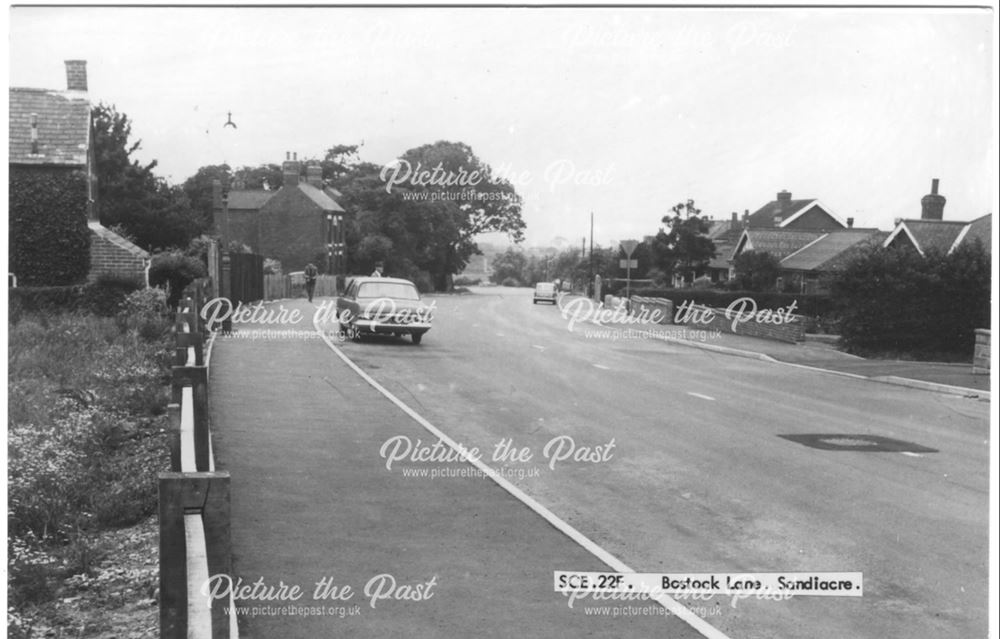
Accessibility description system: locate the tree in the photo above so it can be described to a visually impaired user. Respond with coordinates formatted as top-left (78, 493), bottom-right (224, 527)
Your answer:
top-left (490, 248), bottom-right (528, 285)
top-left (93, 103), bottom-right (204, 250)
top-left (334, 141), bottom-right (525, 291)
top-left (648, 199), bottom-right (717, 285)
top-left (181, 164), bottom-right (231, 231)
top-left (731, 250), bottom-right (781, 291)
top-left (394, 141), bottom-right (525, 290)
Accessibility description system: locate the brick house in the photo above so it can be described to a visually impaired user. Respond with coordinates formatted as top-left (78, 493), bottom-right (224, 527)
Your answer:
top-left (9, 60), bottom-right (149, 285)
top-left (883, 179), bottom-right (992, 256)
top-left (222, 153), bottom-right (345, 272)
top-left (724, 190), bottom-right (887, 293)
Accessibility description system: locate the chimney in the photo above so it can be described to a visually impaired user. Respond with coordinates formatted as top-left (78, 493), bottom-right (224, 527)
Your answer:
top-left (65, 60), bottom-right (87, 92)
top-left (776, 190), bottom-right (792, 202)
top-left (742, 209), bottom-right (750, 228)
top-left (282, 151), bottom-right (300, 187)
top-left (306, 164), bottom-right (323, 188)
top-left (846, 217), bottom-right (854, 228)
top-left (920, 178), bottom-right (945, 220)
top-left (731, 211), bottom-right (738, 224)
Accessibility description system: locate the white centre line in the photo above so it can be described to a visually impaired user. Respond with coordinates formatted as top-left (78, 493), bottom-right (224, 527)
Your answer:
top-left (593, 364), bottom-right (610, 370)
top-left (687, 392), bottom-right (716, 401)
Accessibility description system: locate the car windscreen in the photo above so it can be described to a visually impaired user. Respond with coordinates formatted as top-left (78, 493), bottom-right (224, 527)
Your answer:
top-left (357, 282), bottom-right (421, 300)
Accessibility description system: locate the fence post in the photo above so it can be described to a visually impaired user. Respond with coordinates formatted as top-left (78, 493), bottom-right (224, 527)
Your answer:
top-left (158, 472), bottom-right (232, 639)
top-left (203, 473), bottom-right (232, 638)
top-left (166, 403), bottom-right (181, 472)
top-left (172, 366), bottom-right (211, 472)
top-left (158, 474), bottom-right (189, 639)
top-left (176, 332), bottom-right (204, 367)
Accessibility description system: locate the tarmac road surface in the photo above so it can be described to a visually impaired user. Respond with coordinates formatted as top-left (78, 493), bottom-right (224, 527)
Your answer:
top-left (209, 286), bottom-right (990, 638)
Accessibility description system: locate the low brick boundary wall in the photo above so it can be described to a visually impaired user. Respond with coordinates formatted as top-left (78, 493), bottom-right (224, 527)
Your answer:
top-left (973, 329), bottom-right (990, 375)
top-left (630, 296), bottom-right (674, 325)
top-left (674, 302), bottom-right (806, 343)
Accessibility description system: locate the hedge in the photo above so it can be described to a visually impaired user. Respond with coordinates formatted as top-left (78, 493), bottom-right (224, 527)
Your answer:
top-left (629, 288), bottom-right (837, 318)
top-left (9, 167), bottom-right (91, 285)
top-left (9, 277), bottom-right (145, 320)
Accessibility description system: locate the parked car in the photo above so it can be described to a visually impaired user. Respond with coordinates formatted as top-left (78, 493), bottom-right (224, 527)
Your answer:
top-left (533, 282), bottom-right (558, 304)
top-left (336, 277), bottom-right (433, 344)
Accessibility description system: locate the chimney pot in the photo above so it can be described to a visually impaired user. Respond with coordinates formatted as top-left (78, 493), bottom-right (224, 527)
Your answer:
top-left (282, 154), bottom-right (301, 187)
top-left (306, 164), bottom-right (323, 188)
top-left (64, 60), bottom-right (87, 92)
top-left (920, 178), bottom-right (946, 220)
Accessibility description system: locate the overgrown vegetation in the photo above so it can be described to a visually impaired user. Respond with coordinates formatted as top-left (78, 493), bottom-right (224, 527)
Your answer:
top-left (7, 288), bottom-right (173, 636)
top-left (8, 167), bottom-right (91, 286)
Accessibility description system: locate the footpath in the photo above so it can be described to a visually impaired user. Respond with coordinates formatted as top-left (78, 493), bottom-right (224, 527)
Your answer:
top-left (207, 299), bottom-right (703, 639)
top-left (609, 319), bottom-right (990, 397)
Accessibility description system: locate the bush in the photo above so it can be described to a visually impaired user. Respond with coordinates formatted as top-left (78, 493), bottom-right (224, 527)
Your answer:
top-left (8, 277), bottom-right (144, 321)
top-left (149, 250), bottom-right (207, 308)
top-left (831, 242), bottom-right (990, 357)
top-left (116, 287), bottom-right (171, 342)
top-left (453, 276), bottom-right (481, 286)
top-left (630, 287), bottom-right (836, 317)
top-left (9, 167), bottom-right (91, 285)
top-left (501, 276), bottom-right (521, 287)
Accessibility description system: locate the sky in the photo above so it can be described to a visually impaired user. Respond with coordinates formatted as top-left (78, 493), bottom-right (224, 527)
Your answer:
top-left (7, 6), bottom-right (996, 248)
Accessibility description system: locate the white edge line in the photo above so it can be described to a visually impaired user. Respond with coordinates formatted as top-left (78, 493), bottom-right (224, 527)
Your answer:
top-left (688, 392), bottom-right (716, 401)
top-left (593, 364), bottom-right (610, 370)
top-left (314, 316), bottom-right (733, 639)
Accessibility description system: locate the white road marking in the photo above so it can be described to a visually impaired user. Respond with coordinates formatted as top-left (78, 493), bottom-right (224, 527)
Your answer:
top-left (900, 452), bottom-right (923, 457)
top-left (593, 364), bottom-right (610, 370)
top-left (532, 345), bottom-right (546, 351)
top-left (687, 392), bottom-right (716, 401)
top-left (314, 317), bottom-right (732, 639)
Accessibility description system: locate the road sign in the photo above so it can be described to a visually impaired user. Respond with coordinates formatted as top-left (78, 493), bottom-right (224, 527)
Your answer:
top-left (619, 259), bottom-right (638, 269)
top-left (620, 240), bottom-right (639, 257)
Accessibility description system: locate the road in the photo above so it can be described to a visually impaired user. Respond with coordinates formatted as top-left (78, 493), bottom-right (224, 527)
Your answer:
top-left (333, 286), bottom-right (990, 638)
top-left (211, 286), bottom-right (990, 638)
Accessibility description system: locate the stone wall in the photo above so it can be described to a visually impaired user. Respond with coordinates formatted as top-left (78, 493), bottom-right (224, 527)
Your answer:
top-left (973, 329), bottom-right (990, 375)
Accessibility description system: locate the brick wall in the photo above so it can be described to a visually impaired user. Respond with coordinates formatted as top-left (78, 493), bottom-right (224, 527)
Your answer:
top-left (88, 224), bottom-right (148, 284)
top-left (674, 303), bottom-right (806, 343)
top-left (973, 329), bottom-right (990, 375)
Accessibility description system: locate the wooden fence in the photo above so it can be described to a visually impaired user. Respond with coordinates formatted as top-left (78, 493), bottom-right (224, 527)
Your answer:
top-left (159, 285), bottom-right (236, 639)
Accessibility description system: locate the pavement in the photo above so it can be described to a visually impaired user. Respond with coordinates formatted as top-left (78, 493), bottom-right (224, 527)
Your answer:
top-left (586, 295), bottom-right (991, 396)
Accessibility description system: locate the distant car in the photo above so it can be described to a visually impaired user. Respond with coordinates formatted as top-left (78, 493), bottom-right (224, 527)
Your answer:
top-left (336, 277), bottom-right (432, 344)
top-left (533, 282), bottom-right (558, 305)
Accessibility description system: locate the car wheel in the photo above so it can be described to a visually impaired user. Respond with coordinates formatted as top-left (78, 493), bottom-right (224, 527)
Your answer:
top-left (412, 332), bottom-right (423, 345)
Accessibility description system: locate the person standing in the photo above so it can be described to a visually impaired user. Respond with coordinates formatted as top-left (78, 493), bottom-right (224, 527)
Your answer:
top-left (371, 261), bottom-right (385, 277)
top-left (304, 262), bottom-right (319, 302)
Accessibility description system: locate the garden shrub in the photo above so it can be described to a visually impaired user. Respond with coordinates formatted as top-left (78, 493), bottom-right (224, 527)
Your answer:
top-left (831, 242), bottom-right (990, 357)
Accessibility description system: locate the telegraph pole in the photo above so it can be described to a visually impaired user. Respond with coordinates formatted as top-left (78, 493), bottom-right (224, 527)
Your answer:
top-left (588, 211), bottom-right (594, 298)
